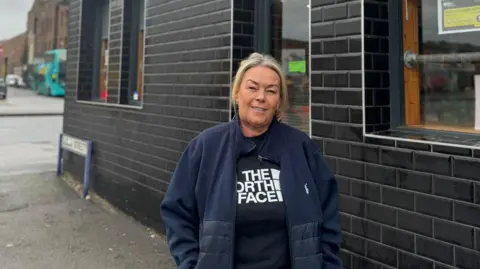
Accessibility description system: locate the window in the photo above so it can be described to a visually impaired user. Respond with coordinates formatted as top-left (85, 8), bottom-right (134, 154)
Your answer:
top-left (406, 0), bottom-right (480, 133)
top-left (119, 0), bottom-right (145, 106)
top-left (76, 0), bottom-right (110, 101)
top-left (250, 0), bottom-right (311, 134)
top-left (395, 0), bottom-right (480, 134)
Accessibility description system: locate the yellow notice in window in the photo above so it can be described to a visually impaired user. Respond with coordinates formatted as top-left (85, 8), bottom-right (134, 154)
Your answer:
top-left (288, 60), bottom-right (306, 73)
top-left (439, 1), bottom-right (480, 34)
top-left (444, 6), bottom-right (480, 28)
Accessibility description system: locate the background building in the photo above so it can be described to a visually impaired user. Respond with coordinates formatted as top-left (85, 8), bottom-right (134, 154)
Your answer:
top-left (63, 1), bottom-right (480, 269)
top-left (26, 0), bottom-right (68, 64)
top-left (0, 32), bottom-right (26, 75)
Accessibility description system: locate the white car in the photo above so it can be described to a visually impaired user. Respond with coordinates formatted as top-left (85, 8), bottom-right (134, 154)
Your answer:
top-left (5, 74), bottom-right (25, 88)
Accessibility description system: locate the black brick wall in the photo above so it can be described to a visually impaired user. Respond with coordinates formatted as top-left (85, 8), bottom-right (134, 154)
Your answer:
top-left (312, 0), bottom-right (480, 268)
top-left (64, 0), bottom-right (231, 231)
top-left (107, 0), bottom-right (123, 103)
top-left (232, 0), bottom-right (254, 76)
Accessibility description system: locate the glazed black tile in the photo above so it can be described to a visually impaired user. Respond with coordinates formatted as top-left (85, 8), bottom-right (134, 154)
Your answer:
top-left (433, 176), bottom-right (474, 203)
top-left (350, 144), bottom-right (379, 163)
top-left (364, 2), bottom-right (380, 18)
top-left (336, 90), bottom-right (362, 106)
top-left (337, 159), bottom-right (364, 180)
top-left (339, 195), bottom-right (365, 217)
top-left (349, 73), bottom-right (362, 88)
top-left (342, 233), bottom-right (366, 256)
top-left (312, 57), bottom-right (335, 71)
top-left (397, 210), bottom-right (433, 237)
top-left (312, 89), bottom-right (335, 104)
top-left (454, 202), bottom-right (480, 227)
top-left (351, 180), bottom-right (381, 202)
top-left (380, 148), bottom-right (413, 169)
top-left (336, 124), bottom-right (363, 142)
top-left (415, 153), bottom-right (452, 176)
top-left (365, 107), bottom-right (381, 125)
top-left (366, 240), bottom-right (397, 268)
top-left (416, 194), bottom-right (453, 220)
top-left (366, 202), bottom-right (396, 226)
top-left (382, 226), bottom-right (415, 252)
top-left (416, 237), bottom-right (454, 266)
top-left (453, 157), bottom-right (480, 181)
top-left (365, 164), bottom-right (396, 186)
top-left (397, 140), bottom-right (431, 151)
top-left (374, 89), bottom-right (390, 106)
top-left (365, 71), bottom-right (382, 88)
top-left (397, 170), bottom-right (432, 194)
top-left (335, 19), bottom-right (361, 36)
top-left (398, 252), bottom-right (434, 269)
top-left (311, 22), bottom-right (335, 38)
top-left (324, 106), bottom-right (349, 123)
top-left (455, 248), bottom-right (480, 269)
top-left (311, 8), bottom-right (323, 23)
top-left (349, 108), bottom-right (362, 124)
top-left (351, 217), bottom-right (381, 241)
top-left (336, 55), bottom-right (361, 70)
top-left (382, 187), bottom-right (414, 211)
top-left (323, 4), bottom-right (347, 21)
top-left (312, 121), bottom-right (336, 138)
top-left (349, 38), bottom-right (361, 52)
top-left (311, 106), bottom-right (324, 120)
top-left (323, 73), bottom-right (348, 87)
top-left (324, 140), bottom-right (349, 158)
top-left (351, 254), bottom-right (383, 269)
top-left (434, 218), bottom-right (474, 248)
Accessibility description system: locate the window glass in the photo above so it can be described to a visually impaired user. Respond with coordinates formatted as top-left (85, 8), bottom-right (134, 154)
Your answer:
top-left (271, 0), bottom-right (310, 134)
top-left (404, 0), bottom-right (480, 132)
top-left (44, 53), bottom-right (55, 63)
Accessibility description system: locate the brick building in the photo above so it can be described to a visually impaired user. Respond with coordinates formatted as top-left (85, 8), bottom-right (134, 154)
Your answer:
top-left (27, 0), bottom-right (68, 63)
top-left (63, 1), bottom-right (480, 268)
top-left (0, 33), bottom-right (26, 75)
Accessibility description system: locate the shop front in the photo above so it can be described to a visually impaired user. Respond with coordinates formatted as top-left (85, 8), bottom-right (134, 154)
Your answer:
top-left (63, 0), bottom-right (479, 268)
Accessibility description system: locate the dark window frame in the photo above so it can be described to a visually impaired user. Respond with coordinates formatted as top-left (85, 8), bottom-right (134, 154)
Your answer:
top-left (91, 0), bottom-right (109, 101)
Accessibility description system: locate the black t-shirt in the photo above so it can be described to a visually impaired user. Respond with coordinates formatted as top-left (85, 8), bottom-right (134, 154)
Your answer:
top-left (234, 132), bottom-right (291, 269)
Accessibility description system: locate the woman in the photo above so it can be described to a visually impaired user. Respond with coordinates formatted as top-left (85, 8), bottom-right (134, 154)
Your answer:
top-left (160, 53), bottom-right (342, 269)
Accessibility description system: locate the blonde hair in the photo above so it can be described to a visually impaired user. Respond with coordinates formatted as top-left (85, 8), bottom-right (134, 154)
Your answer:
top-left (231, 53), bottom-right (288, 118)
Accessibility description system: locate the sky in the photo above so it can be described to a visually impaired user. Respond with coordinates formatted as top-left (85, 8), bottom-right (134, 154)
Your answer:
top-left (0, 0), bottom-right (34, 41)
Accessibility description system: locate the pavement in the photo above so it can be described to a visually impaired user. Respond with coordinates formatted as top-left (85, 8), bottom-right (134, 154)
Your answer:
top-left (0, 94), bottom-right (175, 268)
top-left (0, 87), bottom-right (64, 116)
top-left (0, 172), bottom-right (174, 269)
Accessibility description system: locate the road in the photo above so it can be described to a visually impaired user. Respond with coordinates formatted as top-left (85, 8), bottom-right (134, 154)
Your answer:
top-left (0, 115), bottom-right (61, 175)
top-left (0, 87), bottom-right (63, 116)
top-left (0, 88), bottom-right (174, 268)
top-left (0, 87), bottom-right (63, 174)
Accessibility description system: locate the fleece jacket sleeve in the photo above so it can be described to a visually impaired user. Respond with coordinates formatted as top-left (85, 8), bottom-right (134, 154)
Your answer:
top-left (160, 138), bottom-right (202, 269)
top-left (313, 150), bottom-right (343, 269)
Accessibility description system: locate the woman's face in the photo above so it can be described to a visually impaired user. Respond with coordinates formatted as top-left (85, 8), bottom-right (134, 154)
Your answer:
top-left (235, 66), bottom-right (281, 133)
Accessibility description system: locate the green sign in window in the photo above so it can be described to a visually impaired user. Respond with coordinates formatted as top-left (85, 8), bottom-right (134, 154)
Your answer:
top-left (288, 60), bottom-right (306, 73)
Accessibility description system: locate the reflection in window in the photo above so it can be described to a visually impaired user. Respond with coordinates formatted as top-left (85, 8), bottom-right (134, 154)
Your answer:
top-left (404, 0), bottom-right (480, 132)
top-left (271, 0), bottom-right (310, 134)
